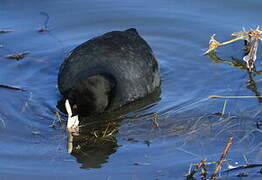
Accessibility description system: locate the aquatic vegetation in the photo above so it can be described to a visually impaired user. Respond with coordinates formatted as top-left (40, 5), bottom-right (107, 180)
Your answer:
top-left (205, 27), bottom-right (262, 72)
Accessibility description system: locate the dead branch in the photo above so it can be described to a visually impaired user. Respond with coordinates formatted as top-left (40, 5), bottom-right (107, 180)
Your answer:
top-left (4, 51), bottom-right (30, 60)
top-left (0, 30), bottom-right (14, 33)
top-left (186, 159), bottom-right (207, 178)
top-left (210, 137), bottom-right (234, 180)
top-left (0, 84), bottom-right (25, 91)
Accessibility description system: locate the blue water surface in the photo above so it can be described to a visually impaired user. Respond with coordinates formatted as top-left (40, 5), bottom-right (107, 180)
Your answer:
top-left (0, 0), bottom-right (261, 179)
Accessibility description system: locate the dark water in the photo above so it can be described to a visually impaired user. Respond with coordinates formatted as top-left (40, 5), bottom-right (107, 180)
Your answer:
top-left (0, 0), bottom-right (262, 179)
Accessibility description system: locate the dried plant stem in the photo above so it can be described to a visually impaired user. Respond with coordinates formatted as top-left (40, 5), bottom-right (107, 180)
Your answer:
top-left (173, 97), bottom-right (210, 113)
top-left (201, 163), bottom-right (207, 180)
top-left (151, 113), bottom-right (159, 128)
top-left (103, 124), bottom-right (110, 137)
top-left (219, 35), bottom-right (248, 46)
top-left (205, 28), bottom-right (262, 72)
top-left (55, 112), bottom-right (63, 123)
top-left (0, 84), bottom-right (25, 91)
top-left (219, 100), bottom-right (227, 120)
top-left (5, 51), bottom-right (30, 60)
top-left (210, 137), bottom-right (234, 180)
top-left (204, 34), bottom-right (249, 54)
top-left (187, 159), bottom-right (207, 178)
top-left (209, 95), bottom-right (262, 99)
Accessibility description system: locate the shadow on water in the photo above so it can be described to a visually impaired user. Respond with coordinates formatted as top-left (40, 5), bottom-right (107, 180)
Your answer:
top-left (59, 88), bottom-right (161, 169)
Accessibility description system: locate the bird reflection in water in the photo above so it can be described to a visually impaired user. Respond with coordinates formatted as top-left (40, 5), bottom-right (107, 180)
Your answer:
top-left (57, 88), bottom-right (161, 169)
top-left (67, 117), bottom-right (119, 169)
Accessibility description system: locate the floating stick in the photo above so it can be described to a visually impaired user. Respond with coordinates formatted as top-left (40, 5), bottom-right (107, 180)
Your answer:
top-left (209, 95), bottom-right (262, 99)
top-left (204, 28), bottom-right (262, 72)
top-left (210, 137), bottom-right (234, 179)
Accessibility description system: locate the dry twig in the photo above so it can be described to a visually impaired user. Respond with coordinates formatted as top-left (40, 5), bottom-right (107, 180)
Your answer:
top-left (187, 159), bottom-right (207, 178)
top-left (5, 51), bottom-right (30, 60)
top-left (209, 95), bottom-right (262, 99)
top-left (204, 27), bottom-right (262, 72)
top-left (0, 84), bottom-right (25, 91)
top-left (151, 113), bottom-right (160, 128)
top-left (210, 137), bottom-right (234, 179)
top-left (0, 30), bottom-right (14, 33)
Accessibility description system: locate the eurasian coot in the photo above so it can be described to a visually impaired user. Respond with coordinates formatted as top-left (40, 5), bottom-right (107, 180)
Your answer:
top-left (58, 28), bottom-right (160, 129)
